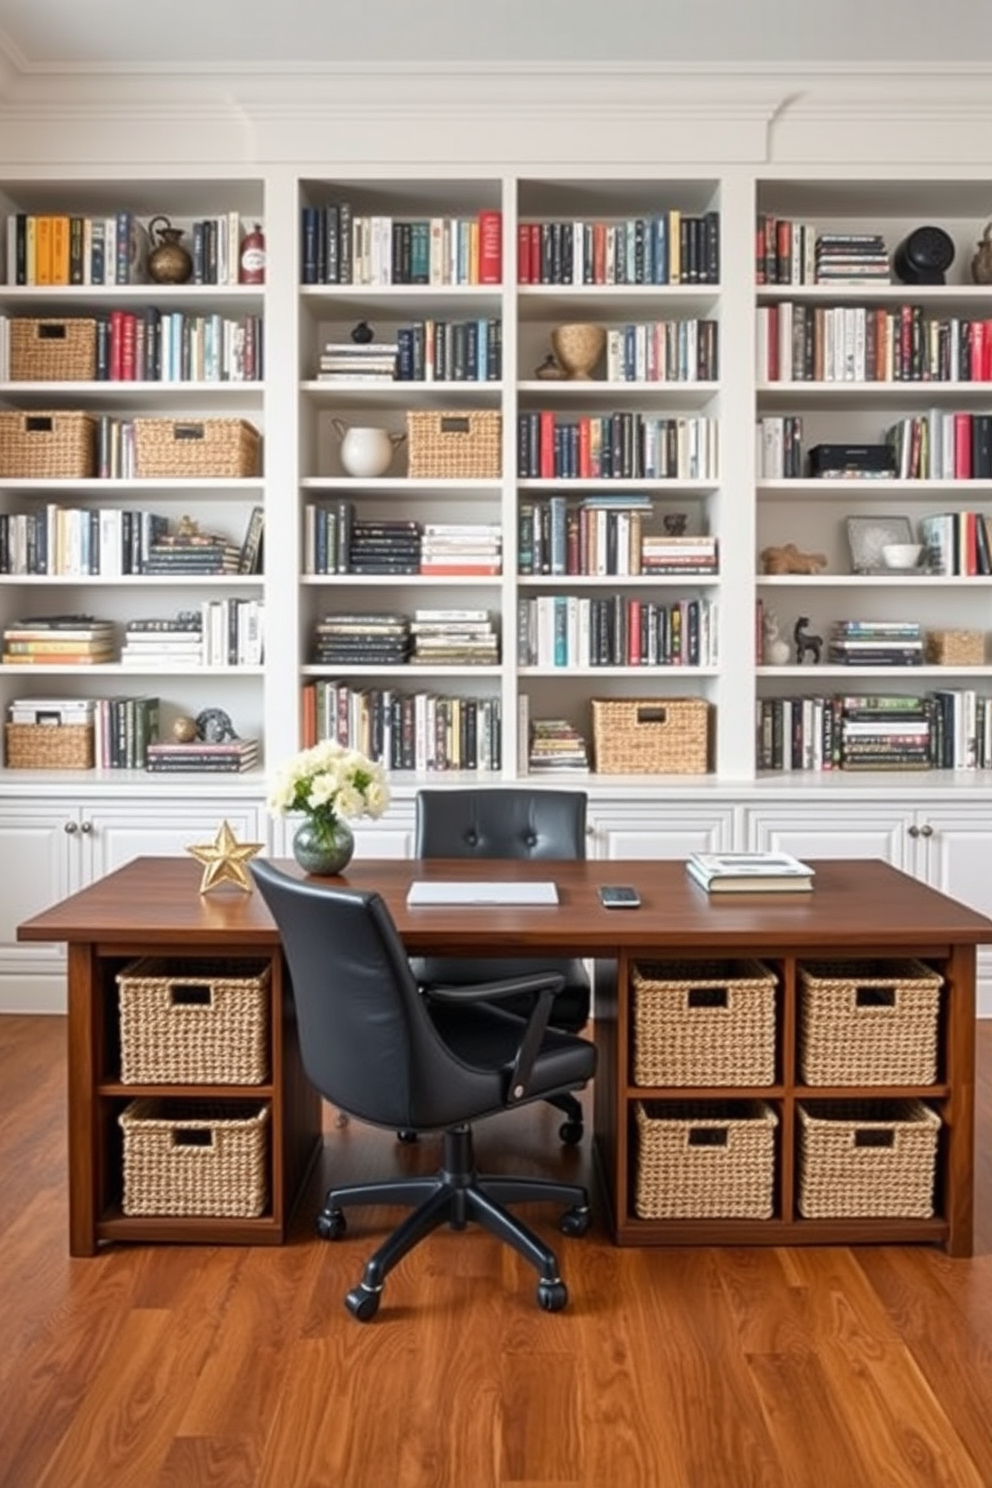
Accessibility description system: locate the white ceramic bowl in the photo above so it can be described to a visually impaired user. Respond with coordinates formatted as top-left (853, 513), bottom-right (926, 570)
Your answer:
top-left (881, 543), bottom-right (923, 570)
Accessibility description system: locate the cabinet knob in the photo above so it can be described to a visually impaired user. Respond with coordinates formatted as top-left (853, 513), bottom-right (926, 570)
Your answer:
top-left (908, 825), bottom-right (919, 838)
top-left (64, 820), bottom-right (78, 835)
top-left (920, 822), bottom-right (934, 838)
top-left (79, 820), bottom-right (94, 834)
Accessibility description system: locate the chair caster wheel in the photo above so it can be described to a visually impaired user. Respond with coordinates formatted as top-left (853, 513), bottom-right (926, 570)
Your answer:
top-left (559, 1119), bottom-right (583, 1145)
top-left (560, 1205), bottom-right (591, 1238)
top-left (537, 1279), bottom-right (568, 1312)
top-left (397, 1129), bottom-right (419, 1143)
top-left (316, 1207), bottom-right (346, 1240)
top-left (345, 1285), bottom-right (380, 1322)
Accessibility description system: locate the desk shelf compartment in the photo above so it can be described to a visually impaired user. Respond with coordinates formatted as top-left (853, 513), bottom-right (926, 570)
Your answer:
top-left (119, 1097), bottom-right (270, 1218)
top-left (797, 958), bottom-right (942, 1087)
top-left (117, 956), bottom-right (271, 1086)
top-left (634, 1099), bottom-right (778, 1220)
top-left (796, 1099), bottom-right (941, 1219)
top-left (631, 958), bottom-right (777, 1087)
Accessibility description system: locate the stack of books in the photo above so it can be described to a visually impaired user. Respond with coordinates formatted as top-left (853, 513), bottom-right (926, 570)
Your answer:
top-left (316, 337), bottom-right (398, 382)
top-left (120, 614), bottom-right (204, 667)
top-left (686, 851), bottom-right (815, 894)
top-left (814, 233), bottom-right (890, 284)
top-left (408, 609), bottom-right (500, 666)
top-left (144, 737), bottom-right (259, 773)
top-left (311, 613), bottom-right (410, 666)
top-left (141, 531), bottom-right (241, 575)
top-left (827, 621), bottom-right (924, 667)
top-left (527, 718), bottom-right (590, 772)
top-left (2, 614), bottom-right (116, 665)
top-left (419, 523), bottom-right (502, 576)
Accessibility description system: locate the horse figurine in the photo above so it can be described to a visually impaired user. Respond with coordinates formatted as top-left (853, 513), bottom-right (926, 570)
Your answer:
top-left (793, 615), bottom-right (822, 665)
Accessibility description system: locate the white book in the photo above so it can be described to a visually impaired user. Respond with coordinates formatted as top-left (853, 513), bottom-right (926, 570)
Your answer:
top-left (687, 851), bottom-right (814, 886)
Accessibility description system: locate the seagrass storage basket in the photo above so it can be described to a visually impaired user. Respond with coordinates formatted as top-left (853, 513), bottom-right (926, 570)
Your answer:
top-left (0, 410), bottom-right (97, 478)
top-left (117, 957), bottom-right (271, 1084)
top-left (4, 722), bottom-right (94, 770)
top-left (118, 1098), bottom-right (270, 1217)
top-left (632, 959), bottom-right (777, 1086)
top-left (592, 697), bottom-right (711, 774)
top-left (407, 409), bottom-right (501, 478)
top-left (635, 1100), bottom-right (778, 1219)
top-left (797, 1099), bottom-right (941, 1218)
top-left (133, 417), bottom-right (261, 478)
top-left (925, 629), bottom-right (985, 666)
top-left (9, 317), bottom-right (98, 381)
top-left (798, 959), bottom-right (942, 1086)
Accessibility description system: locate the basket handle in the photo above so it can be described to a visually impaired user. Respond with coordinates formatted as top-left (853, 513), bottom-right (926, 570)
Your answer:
top-left (168, 982), bottom-right (213, 1008)
top-left (172, 1128), bottom-right (214, 1148)
top-left (854, 1129), bottom-right (895, 1148)
top-left (854, 985), bottom-right (897, 1009)
top-left (635, 704), bottom-right (668, 727)
top-left (687, 1127), bottom-right (728, 1148)
top-left (24, 415), bottom-right (55, 434)
top-left (35, 322), bottom-right (69, 341)
top-left (171, 423), bottom-right (206, 442)
top-left (439, 415), bottom-right (472, 436)
top-left (687, 987), bottom-right (728, 1010)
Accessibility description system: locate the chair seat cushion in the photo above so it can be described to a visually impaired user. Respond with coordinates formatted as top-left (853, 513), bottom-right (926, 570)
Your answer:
top-left (410, 955), bottom-right (590, 1031)
top-left (427, 998), bottom-right (596, 1096)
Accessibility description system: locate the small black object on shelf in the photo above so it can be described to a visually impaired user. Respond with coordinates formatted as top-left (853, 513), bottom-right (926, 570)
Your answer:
top-left (893, 226), bottom-right (956, 285)
top-left (351, 320), bottom-right (375, 344)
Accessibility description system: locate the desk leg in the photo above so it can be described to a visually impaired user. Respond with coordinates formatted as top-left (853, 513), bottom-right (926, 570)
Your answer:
top-left (943, 942), bottom-right (976, 1258)
top-left (66, 942), bottom-right (100, 1256)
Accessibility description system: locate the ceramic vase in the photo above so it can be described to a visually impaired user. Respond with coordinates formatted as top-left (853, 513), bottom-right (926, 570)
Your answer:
top-left (292, 816), bottom-right (355, 876)
top-left (550, 322), bottom-right (606, 380)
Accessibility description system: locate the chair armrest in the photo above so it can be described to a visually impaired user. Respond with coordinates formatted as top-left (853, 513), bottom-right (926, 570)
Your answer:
top-left (427, 971), bottom-right (565, 1103)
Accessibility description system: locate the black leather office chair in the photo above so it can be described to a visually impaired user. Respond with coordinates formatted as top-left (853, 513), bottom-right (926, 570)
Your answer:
top-left (251, 859), bottom-right (595, 1321)
top-left (412, 787), bottom-right (591, 1143)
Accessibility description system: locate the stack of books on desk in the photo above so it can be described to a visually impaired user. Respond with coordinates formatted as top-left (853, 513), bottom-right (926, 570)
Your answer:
top-left (686, 851), bottom-right (815, 894)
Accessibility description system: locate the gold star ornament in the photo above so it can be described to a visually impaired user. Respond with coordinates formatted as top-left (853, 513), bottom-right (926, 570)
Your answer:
top-left (186, 819), bottom-right (264, 894)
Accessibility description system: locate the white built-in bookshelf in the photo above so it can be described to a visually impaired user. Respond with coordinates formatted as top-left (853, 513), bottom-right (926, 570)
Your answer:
top-left (1, 167), bottom-right (992, 788)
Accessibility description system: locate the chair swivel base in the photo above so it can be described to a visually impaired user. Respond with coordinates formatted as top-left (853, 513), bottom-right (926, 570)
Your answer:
top-left (316, 1124), bottom-right (591, 1321)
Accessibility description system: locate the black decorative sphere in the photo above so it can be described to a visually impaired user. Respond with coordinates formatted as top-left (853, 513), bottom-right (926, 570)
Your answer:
top-left (893, 226), bottom-right (956, 285)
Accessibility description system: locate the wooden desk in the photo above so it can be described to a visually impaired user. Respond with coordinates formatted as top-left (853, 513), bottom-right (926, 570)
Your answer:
top-left (19, 854), bottom-right (992, 1257)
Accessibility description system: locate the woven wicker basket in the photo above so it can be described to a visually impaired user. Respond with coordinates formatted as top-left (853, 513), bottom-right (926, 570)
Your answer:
top-left (798, 959), bottom-right (942, 1086)
top-left (133, 418), bottom-right (261, 478)
top-left (407, 409), bottom-right (501, 478)
top-left (635, 1100), bottom-right (778, 1219)
top-left (117, 957), bottom-right (270, 1084)
top-left (118, 1098), bottom-right (270, 1217)
top-left (10, 317), bottom-right (98, 381)
top-left (632, 959), bottom-right (777, 1086)
top-left (592, 697), bottom-right (711, 774)
top-left (5, 722), bottom-right (94, 770)
top-left (925, 629), bottom-right (985, 666)
top-left (0, 410), bottom-right (97, 478)
top-left (797, 1099), bottom-right (940, 1218)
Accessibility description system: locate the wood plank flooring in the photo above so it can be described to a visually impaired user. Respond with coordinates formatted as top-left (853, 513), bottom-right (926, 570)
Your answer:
top-left (2, 1013), bottom-right (992, 1488)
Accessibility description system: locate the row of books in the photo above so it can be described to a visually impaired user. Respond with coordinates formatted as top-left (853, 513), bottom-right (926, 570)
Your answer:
top-left (312, 609), bottom-right (499, 669)
top-left (755, 219), bottom-right (891, 287)
top-left (603, 320), bottom-right (719, 384)
top-left (3, 602), bottom-right (265, 668)
top-left (516, 212), bottom-right (721, 286)
top-left (300, 207), bottom-right (502, 287)
top-left (757, 303), bottom-right (992, 385)
top-left (917, 511), bottom-right (992, 575)
top-left (394, 320), bottom-right (502, 383)
top-left (302, 507), bottom-right (501, 578)
top-left (519, 499), bottom-right (716, 578)
top-left (517, 595), bottom-right (718, 669)
top-left (756, 691), bottom-right (992, 772)
top-left (0, 507), bottom-right (263, 578)
top-left (4, 211), bottom-right (248, 287)
top-left (887, 412), bottom-right (992, 481)
top-left (516, 412), bottom-right (719, 481)
top-left (300, 681), bottom-right (503, 773)
top-left (755, 415), bottom-right (806, 479)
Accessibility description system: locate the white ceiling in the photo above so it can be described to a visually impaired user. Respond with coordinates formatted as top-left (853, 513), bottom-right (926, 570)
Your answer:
top-left (0, 0), bottom-right (990, 70)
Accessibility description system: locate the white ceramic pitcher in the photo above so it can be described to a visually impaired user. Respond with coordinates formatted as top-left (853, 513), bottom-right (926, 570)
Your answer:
top-left (331, 419), bottom-right (406, 478)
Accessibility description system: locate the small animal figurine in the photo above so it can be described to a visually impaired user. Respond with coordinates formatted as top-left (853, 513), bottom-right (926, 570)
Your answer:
top-left (793, 615), bottom-right (823, 665)
top-left (761, 543), bottom-right (828, 576)
top-left (762, 608), bottom-right (791, 667)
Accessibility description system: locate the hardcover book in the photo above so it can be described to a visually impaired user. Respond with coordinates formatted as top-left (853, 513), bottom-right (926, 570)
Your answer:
top-left (686, 851), bottom-right (815, 893)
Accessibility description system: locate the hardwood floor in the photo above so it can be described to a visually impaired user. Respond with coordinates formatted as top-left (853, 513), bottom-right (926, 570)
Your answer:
top-left (2, 1013), bottom-right (992, 1488)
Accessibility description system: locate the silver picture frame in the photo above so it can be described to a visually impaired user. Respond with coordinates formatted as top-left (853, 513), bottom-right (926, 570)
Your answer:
top-left (846, 514), bottom-right (916, 574)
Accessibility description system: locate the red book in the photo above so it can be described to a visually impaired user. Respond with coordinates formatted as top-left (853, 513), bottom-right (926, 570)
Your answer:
top-left (539, 410), bottom-right (556, 479)
top-left (517, 222), bottom-right (531, 284)
top-left (529, 224), bottom-right (541, 284)
top-left (477, 209), bottom-right (502, 285)
top-left (109, 308), bottom-right (125, 381)
top-left (301, 683), bottom-right (316, 748)
top-left (578, 417), bottom-right (591, 478)
top-left (120, 312), bottom-right (137, 381)
top-left (954, 412), bottom-right (973, 478)
top-left (627, 598), bottom-right (642, 665)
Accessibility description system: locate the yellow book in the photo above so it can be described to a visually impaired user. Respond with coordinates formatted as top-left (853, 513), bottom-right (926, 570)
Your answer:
top-left (34, 215), bottom-right (53, 285)
top-left (25, 214), bottom-right (37, 285)
top-left (50, 214), bottom-right (71, 285)
top-left (667, 208), bottom-right (681, 285)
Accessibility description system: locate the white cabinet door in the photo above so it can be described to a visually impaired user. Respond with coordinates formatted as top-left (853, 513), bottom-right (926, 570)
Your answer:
top-left (589, 802), bottom-right (737, 860)
top-left (87, 798), bottom-right (269, 878)
top-left (916, 806), bottom-right (992, 1016)
top-left (0, 802), bottom-right (78, 1011)
top-left (744, 803), bottom-right (915, 871)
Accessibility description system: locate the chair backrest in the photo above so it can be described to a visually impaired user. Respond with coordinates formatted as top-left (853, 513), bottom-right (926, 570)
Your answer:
top-left (251, 860), bottom-right (504, 1131)
top-left (415, 787), bottom-right (588, 861)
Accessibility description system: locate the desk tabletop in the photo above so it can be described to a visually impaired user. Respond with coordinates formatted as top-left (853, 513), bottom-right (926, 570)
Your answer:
top-left (17, 854), bottom-right (992, 953)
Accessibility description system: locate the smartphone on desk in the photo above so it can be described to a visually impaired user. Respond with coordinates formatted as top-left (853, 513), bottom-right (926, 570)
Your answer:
top-left (599, 884), bottom-right (641, 909)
